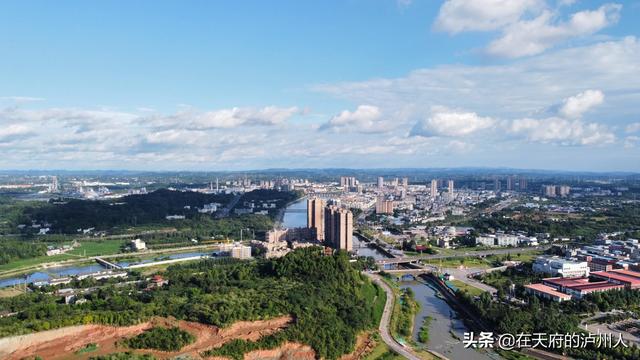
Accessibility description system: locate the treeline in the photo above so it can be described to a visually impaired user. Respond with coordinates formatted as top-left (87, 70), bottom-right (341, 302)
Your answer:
top-left (14, 189), bottom-right (297, 234)
top-left (459, 287), bottom-right (640, 359)
top-left (16, 189), bottom-right (234, 233)
top-left (472, 202), bottom-right (640, 240)
top-left (0, 248), bottom-right (380, 359)
top-left (235, 189), bottom-right (300, 219)
top-left (124, 327), bottom-right (195, 351)
top-left (0, 239), bottom-right (47, 265)
top-left (203, 333), bottom-right (287, 359)
top-left (90, 353), bottom-right (156, 360)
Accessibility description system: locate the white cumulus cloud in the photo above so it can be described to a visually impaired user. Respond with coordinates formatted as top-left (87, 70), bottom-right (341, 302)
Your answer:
top-left (509, 117), bottom-right (615, 145)
top-left (0, 124), bottom-right (34, 142)
top-left (319, 105), bottom-right (392, 133)
top-left (487, 4), bottom-right (622, 58)
top-left (191, 106), bottom-right (299, 129)
top-left (410, 106), bottom-right (495, 137)
top-left (559, 89), bottom-right (604, 118)
top-left (434, 0), bottom-right (542, 33)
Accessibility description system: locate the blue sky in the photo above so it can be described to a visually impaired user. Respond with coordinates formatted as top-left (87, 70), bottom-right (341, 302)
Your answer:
top-left (0, 0), bottom-right (639, 171)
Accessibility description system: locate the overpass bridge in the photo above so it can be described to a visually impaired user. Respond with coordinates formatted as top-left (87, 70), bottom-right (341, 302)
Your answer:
top-left (378, 268), bottom-right (432, 275)
top-left (95, 257), bottom-right (123, 270)
top-left (376, 258), bottom-right (421, 266)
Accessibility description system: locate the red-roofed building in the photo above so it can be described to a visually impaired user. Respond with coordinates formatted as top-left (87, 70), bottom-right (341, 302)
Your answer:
top-left (524, 284), bottom-right (572, 302)
top-left (541, 276), bottom-right (624, 299)
top-left (609, 269), bottom-right (640, 280)
top-left (150, 275), bottom-right (168, 288)
top-left (542, 276), bottom-right (590, 290)
top-left (564, 282), bottom-right (624, 299)
top-left (591, 270), bottom-right (640, 289)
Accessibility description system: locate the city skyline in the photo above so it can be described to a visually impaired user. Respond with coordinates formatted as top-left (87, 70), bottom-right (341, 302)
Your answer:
top-left (1, 0), bottom-right (639, 171)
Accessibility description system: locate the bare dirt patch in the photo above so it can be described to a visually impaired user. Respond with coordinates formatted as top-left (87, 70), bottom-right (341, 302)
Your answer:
top-left (242, 342), bottom-right (315, 360)
top-left (340, 332), bottom-right (375, 360)
top-left (0, 315), bottom-right (293, 360)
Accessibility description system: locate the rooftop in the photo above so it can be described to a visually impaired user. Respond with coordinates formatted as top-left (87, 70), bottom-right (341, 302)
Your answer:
top-left (525, 283), bottom-right (572, 300)
top-left (543, 277), bottom-right (590, 287)
top-left (570, 282), bottom-right (624, 292)
top-left (591, 271), bottom-right (640, 286)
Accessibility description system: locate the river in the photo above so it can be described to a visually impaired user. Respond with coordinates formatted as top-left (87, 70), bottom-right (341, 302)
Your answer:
top-left (351, 234), bottom-right (498, 360)
top-left (281, 197), bottom-right (307, 228)
top-left (2, 197), bottom-right (313, 289)
top-left (0, 251), bottom-right (213, 288)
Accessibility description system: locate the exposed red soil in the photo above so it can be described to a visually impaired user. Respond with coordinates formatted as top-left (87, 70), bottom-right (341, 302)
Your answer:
top-left (0, 315), bottom-right (293, 360)
top-left (242, 342), bottom-right (315, 360)
top-left (340, 332), bottom-right (375, 360)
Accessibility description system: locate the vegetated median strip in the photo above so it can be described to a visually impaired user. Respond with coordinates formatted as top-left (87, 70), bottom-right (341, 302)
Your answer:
top-left (418, 316), bottom-right (434, 344)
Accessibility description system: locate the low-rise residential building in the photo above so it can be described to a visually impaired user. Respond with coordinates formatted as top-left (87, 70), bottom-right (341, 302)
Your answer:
top-left (231, 245), bottom-right (252, 260)
top-left (475, 234), bottom-right (520, 247)
top-left (131, 238), bottom-right (146, 251)
top-left (438, 237), bottom-right (452, 249)
top-left (250, 240), bottom-right (290, 258)
top-left (588, 257), bottom-right (617, 272)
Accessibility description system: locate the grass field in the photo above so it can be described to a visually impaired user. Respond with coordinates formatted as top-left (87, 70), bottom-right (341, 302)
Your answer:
top-left (0, 287), bottom-right (24, 298)
top-left (67, 240), bottom-right (124, 257)
top-left (363, 334), bottom-right (405, 360)
top-left (364, 281), bottom-right (388, 327)
top-left (485, 251), bottom-right (542, 264)
top-left (0, 253), bottom-right (75, 272)
top-left (450, 280), bottom-right (485, 297)
top-left (423, 257), bottom-right (491, 269)
top-left (0, 240), bottom-right (124, 273)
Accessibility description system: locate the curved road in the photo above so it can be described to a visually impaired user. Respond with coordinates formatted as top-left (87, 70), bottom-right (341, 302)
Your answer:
top-left (366, 273), bottom-right (443, 360)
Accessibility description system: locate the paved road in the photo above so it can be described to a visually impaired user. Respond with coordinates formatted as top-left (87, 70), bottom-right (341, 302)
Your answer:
top-left (445, 267), bottom-right (498, 295)
top-left (216, 193), bottom-right (242, 218)
top-left (364, 273), bottom-right (427, 360)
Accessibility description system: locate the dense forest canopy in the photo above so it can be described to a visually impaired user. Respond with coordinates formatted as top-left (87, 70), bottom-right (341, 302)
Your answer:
top-left (14, 189), bottom-right (298, 234)
top-left (124, 326), bottom-right (195, 351)
top-left (0, 248), bottom-right (380, 359)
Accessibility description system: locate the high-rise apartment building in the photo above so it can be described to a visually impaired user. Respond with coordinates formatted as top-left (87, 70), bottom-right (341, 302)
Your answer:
top-left (506, 176), bottom-right (514, 191)
top-left (448, 180), bottom-right (454, 195)
top-left (402, 177), bottom-right (409, 188)
top-left (494, 179), bottom-right (501, 192)
top-left (324, 205), bottom-right (353, 251)
top-left (543, 185), bottom-right (556, 197)
top-left (519, 177), bottom-right (527, 190)
top-left (430, 179), bottom-right (438, 198)
top-left (377, 176), bottom-right (384, 189)
top-left (307, 198), bottom-right (325, 241)
top-left (558, 185), bottom-right (571, 197)
top-left (375, 197), bottom-right (395, 214)
top-left (340, 176), bottom-right (357, 188)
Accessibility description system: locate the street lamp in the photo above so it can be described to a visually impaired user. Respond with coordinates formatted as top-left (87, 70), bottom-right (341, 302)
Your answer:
top-left (240, 228), bottom-right (254, 241)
